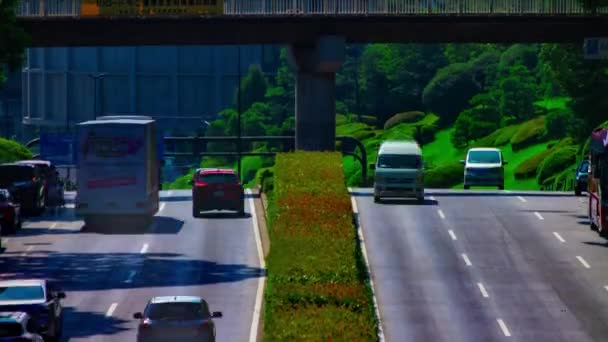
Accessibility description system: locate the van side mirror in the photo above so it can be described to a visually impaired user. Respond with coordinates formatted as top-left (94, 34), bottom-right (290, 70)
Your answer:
top-left (212, 311), bottom-right (223, 318)
top-left (133, 312), bottom-right (143, 319)
top-left (503, 161), bottom-right (508, 165)
top-left (369, 164), bottom-right (376, 170)
top-left (459, 160), bottom-right (466, 164)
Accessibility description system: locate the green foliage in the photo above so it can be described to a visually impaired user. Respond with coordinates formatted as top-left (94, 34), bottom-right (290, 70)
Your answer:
top-left (236, 65), bottom-right (268, 111)
top-left (0, 0), bottom-right (29, 86)
top-left (443, 44), bottom-right (500, 64)
top-left (545, 108), bottom-right (575, 139)
top-left (383, 111), bottom-right (425, 130)
top-left (425, 161), bottom-right (464, 188)
top-left (451, 93), bottom-right (501, 148)
top-left (497, 44), bottom-right (539, 76)
top-left (514, 148), bottom-right (553, 179)
top-left (537, 145), bottom-right (578, 184)
top-left (265, 152), bottom-right (377, 341)
top-left (472, 124), bottom-right (520, 147)
top-left (497, 64), bottom-right (539, 122)
top-left (0, 137), bottom-right (33, 163)
top-left (511, 116), bottom-right (547, 151)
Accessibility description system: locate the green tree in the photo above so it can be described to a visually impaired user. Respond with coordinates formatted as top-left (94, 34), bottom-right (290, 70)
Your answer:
top-left (451, 92), bottom-right (501, 147)
top-left (497, 64), bottom-right (538, 122)
top-left (0, 0), bottom-right (29, 86)
top-left (265, 48), bottom-right (295, 132)
top-left (540, 44), bottom-right (608, 132)
top-left (236, 65), bottom-right (268, 111)
top-left (443, 44), bottom-right (499, 64)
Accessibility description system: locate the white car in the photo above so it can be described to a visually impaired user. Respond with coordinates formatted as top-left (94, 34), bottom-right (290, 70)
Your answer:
top-left (461, 148), bottom-right (507, 190)
top-left (372, 141), bottom-right (424, 203)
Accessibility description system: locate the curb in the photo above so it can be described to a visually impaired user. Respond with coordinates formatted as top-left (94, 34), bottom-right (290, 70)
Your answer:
top-left (349, 187), bottom-right (386, 342)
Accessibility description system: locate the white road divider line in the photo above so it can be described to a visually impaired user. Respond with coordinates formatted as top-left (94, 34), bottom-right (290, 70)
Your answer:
top-left (604, 285), bottom-right (608, 293)
top-left (448, 230), bottom-right (457, 241)
top-left (534, 212), bottom-right (544, 220)
top-left (167, 190), bottom-right (173, 196)
top-left (430, 196), bottom-right (436, 201)
top-left (553, 232), bottom-right (565, 243)
top-left (159, 203), bottom-right (166, 212)
top-left (21, 246), bottom-right (33, 257)
top-left (461, 253), bottom-right (472, 266)
top-left (105, 303), bottom-right (118, 317)
top-left (438, 209), bottom-right (446, 219)
top-left (477, 282), bottom-right (489, 298)
top-left (124, 271), bottom-right (136, 284)
top-left (140, 243), bottom-right (149, 254)
top-left (497, 319), bottom-right (512, 337)
top-left (50, 222), bottom-right (58, 229)
top-left (576, 256), bottom-right (591, 269)
top-left (246, 189), bottom-right (267, 342)
top-left (517, 196), bottom-right (527, 203)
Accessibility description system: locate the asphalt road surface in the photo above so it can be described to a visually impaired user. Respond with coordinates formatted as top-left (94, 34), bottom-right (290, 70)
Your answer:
top-left (353, 188), bottom-right (608, 342)
top-left (0, 190), bottom-right (264, 342)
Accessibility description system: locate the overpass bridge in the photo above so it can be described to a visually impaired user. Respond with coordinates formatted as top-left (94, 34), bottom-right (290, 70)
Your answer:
top-left (14, 0), bottom-right (608, 150)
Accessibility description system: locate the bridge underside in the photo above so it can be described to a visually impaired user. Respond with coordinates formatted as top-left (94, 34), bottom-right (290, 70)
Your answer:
top-left (19, 16), bottom-right (608, 47)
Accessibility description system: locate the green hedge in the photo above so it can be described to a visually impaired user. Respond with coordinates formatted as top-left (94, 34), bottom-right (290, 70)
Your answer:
top-left (265, 152), bottom-right (377, 341)
top-left (425, 161), bottom-right (464, 188)
top-left (537, 145), bottom-right (578, 184)
top-left (473, 124), bottom-right (520, 147)
top-left (511, 116), bottom-right (546, 151)
top-left (0, 138), bottom-right (33, 163)
top-left (514, 148), bottom-right (552, 179)
top-left (383, 111), bottom-right (426, 130)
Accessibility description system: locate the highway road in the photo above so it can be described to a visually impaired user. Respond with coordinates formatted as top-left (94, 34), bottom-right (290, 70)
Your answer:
top-left (0, 190), bottom-right (264, 342)
top-left (353, 189), bottom-right (608, 342)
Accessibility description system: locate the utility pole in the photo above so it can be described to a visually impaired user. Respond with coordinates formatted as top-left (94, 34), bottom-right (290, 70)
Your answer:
top-left (88, 73), bottom-right (107, 120)
top-left (237, 45), bottom-right (242, 182)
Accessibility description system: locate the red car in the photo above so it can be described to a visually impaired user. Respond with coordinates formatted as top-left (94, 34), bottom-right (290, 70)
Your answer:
top-left (0, 189), bottom-right (22, 234)
top-left (190, 169), bottom-right (245, 217)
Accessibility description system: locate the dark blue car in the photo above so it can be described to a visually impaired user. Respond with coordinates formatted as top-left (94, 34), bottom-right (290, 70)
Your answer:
top-left (575, 160), bottom-right (589, 196)
top-left (0, 280), bottom-right (65, 342)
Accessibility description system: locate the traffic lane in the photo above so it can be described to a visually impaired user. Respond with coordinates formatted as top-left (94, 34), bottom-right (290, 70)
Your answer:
top-left (107, 192), bottom-right (263, 342)
top-left (354, 189), bottom-right (503, 342)
top-left (436, 193), bottom-right (597, 342)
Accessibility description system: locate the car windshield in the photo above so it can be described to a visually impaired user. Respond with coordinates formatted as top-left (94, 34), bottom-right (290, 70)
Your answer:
top-left (0, 166), bottom-right (34, 184)
top-left (579, 161), bottom-right (589, 173)
top-left (0, 286), bottom-right (45, 301)
top-left (377, 154), bottom-right (420, 169)
top-left (0, 322), bottom-right (23, 337)
top-left (0, 191), bottom-right (8, 202)
top-left (199, 173), bottom-right (238, 184)
top-left (146, 302), bottom-right (205, 320)
top-left (467, 151), bottom-right (501, 164)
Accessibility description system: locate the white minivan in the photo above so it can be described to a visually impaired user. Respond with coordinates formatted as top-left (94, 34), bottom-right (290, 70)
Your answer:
top-left (371, 141), bottom-right (424, 203)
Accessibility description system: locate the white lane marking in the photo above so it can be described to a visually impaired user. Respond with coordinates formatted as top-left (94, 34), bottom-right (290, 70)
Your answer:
top-left (517, 196), bottom-right (527, 203)
top-left (437, 209), bottom-right (446, 219)
top-left (247, 189), bottom-right (267, 342)
top-left (350, 194), bottom-right (386, 342)
top-left (124, 271), bottom-right (136, 284)
top-left (21, 246), bottom-right (33, 257)
top-left (497, 319), bottom-right (512, 337)
top-left (477, 282), bottom-right (489, 298)
top-left (576, 256), bottom-right (591, 269)
top-left (167, 190), bottom-right (173, 196)
top-left (461, 253), bottom-right (472, 266)
top-left (105, 303), bottom-right (118, 317)
top-left (534, 212), bottom-right (544, 220)
top-left (351, 196), bottom-right (359, 215)
top-left (553, 232), bottom-right (565, 243)
top-left (430, 196), bottom-right (436, 201)
top-left (50, 222), bottom-right (58, 229)
top-left (505, 190), bottom-right (512, 193)
top-left (604, 285), bottom-right (608, 293)
top-left (65, 203), bottom-right (75, 208)
top-left (448, 230), bottom-right (457, 241)
top-left (159, 202), bottom-right (166, 212)
top-left (140, 243), bottom-right (149, 254)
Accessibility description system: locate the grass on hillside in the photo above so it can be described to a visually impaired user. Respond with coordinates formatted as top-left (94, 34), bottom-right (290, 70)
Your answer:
top-left (264, 152), bottom-right (377, 341)
top-left (534, 96), bottom-right (571, 111)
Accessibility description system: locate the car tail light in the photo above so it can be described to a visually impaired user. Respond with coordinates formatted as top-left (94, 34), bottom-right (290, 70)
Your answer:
top-left (140, 318), bottom-right (151, 329)
top-left (32, 177), bottom-right (39, 182)
top-left (195, 181), bottom-right (208, 187)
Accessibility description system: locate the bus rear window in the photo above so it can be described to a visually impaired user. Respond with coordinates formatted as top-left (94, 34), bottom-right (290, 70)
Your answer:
top-left (198, 173), bottom-right (239, 184)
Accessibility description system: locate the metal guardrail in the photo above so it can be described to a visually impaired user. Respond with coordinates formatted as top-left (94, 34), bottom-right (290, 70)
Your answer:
top-left (16, 0), bottom-right (608, 17)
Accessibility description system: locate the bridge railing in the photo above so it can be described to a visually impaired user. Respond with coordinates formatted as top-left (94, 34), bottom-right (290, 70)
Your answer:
top-left (16, 0), bottom-right (608, 17)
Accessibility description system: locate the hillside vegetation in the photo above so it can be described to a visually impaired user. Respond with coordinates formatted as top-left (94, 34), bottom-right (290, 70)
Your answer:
top-left (0, 138), bottom-right (33, 163)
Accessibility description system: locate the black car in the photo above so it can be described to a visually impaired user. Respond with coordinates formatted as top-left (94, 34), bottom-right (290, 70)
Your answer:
top-left (0, 311), bottom-right (44, 341)
top-left (0, 280), bottom-right (65, 342)
top-left (575, 159), bottom-right (589, 196)
top-left (15, 161), bottom-right (64, 207)
top-left (0, 164), bottom-right (45, 216)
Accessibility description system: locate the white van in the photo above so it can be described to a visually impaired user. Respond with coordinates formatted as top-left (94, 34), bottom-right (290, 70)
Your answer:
top-left (371, 141), bottom-right (424, 203)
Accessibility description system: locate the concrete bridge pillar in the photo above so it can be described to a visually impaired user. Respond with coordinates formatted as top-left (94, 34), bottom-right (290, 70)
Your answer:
top-left (288, 35), bottom-right (345, 151)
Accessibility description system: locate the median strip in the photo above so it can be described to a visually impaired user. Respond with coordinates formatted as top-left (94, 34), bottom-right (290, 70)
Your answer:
top-left (264, 152), bottom-right (378, 341)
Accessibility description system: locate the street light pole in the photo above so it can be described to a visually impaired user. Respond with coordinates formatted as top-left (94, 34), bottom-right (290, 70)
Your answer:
top-left (237, 46), bottom-right (242, 182)
top-left (88, 73), bottom-right (107, 120)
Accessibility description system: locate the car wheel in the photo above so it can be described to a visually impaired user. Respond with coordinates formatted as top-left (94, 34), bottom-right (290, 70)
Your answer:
top-left (373, 196), bottom-right (381, 203)
top-left (575, 185), bottom-right (582, 196)
top-left (192, 205), bottom-right (201, 218)
top-left (416, 196), bottom-right (424, 204)
top-left (238, 202), bottom-right (245, 217)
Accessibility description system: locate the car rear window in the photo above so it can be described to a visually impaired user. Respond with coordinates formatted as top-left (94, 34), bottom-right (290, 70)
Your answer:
top-left (0, 166), bottom-right (35, 183)
top-left (198, 173), bottom-right (239, 184)
top-left (0, 286), bottom-right (45, 301)
top-left (0, 322), bottom-right (23, 337)
top-left (467, 151), bottom-right (501, 164)
top-left (146, 302), bottom-right (206, 320)
top-left (377, 154), bottom-right (420, 169)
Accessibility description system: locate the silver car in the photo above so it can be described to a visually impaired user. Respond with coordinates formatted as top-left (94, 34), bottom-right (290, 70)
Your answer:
top-left (134, 296), bottom-right (222, 342)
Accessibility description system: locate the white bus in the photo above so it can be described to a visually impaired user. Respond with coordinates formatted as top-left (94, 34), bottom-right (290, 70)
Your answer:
top-left (75, 117), bottom-right (160, 228)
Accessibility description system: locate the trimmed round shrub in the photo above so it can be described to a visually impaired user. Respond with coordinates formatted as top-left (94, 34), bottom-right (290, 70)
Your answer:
top-left (0, 138), bottom-right (33, 163)
top-left (545, 108), bottom-right (574, 139)
top-left (511, 116), bottom-right (547, 151)
top-left (360, 115), bottom-right (378, 126)
top-left (384, 111), bottom-right (425, 130)
top-left (514, 149), bottom-right (552, 179)
top-left (537, 146), bottom-right (577, 184)
top-left (425, 161), bottom-right (464, 188)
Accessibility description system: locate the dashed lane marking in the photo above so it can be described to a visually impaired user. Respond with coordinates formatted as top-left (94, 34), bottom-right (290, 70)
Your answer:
top-left (448, 230), bottom-right (457, 241)
top-left (553, 232), bottom-right (565, 243)
top-left (106, 303), bottom-right (118, 317)
top-left (462, 253), bottom-right (472, 266)
top-left (477, 282), bottom-right (489, 298)
top-left (497, 319), bottom-right (512, 337)
top-left (576, 256), bottom-right (591, 269)
top-left (517, 196), bottom-right (527, 203)
top-left (140, 244), bottom-right (149, 254)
